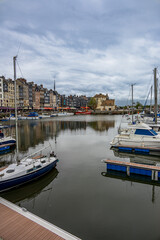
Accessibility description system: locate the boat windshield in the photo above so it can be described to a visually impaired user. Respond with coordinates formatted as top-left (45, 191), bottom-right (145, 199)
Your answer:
top-left (135, 129), bottom-right (158, 136)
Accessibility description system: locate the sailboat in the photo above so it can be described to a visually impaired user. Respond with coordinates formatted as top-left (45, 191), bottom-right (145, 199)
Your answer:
top-left (0, 56), bottom-right (58, 192)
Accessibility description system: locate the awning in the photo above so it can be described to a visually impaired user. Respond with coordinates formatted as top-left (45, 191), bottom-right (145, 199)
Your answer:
top-left (81, 106), bottom-right (90, 109)
top-left (0, 107), bottom-right (15, 110)
top-left (44, 107), bottom-right (53, 110)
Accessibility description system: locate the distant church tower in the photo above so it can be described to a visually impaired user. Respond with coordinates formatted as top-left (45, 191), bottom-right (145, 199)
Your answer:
top-left (54, 79), bottom-right (56, 91)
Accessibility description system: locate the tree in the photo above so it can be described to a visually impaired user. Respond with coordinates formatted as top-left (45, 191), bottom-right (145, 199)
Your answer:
top-left (88, 97), bottom-right (97, 110)
top-left (135, 101), bottom-right (143, 109)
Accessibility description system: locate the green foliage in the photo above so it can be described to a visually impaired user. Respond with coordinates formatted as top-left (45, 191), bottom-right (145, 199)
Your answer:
top-left (135, 101), bottom-right (143, 109)
top-left (88, 97), bottom-right (97, 110)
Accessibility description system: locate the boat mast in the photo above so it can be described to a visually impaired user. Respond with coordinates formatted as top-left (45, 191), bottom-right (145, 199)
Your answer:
top-left (131, 84), bottom-right (134, 124)
top-left (13, 56), bottom-right (19, 162)
top-left (150, 85), bottom-right (152, 114)
top-left (154, 67), bottom-right (157, 124)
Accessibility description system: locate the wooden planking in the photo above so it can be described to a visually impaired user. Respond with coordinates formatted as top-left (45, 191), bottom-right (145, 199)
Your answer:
top-left (0, 203), bottom-right (65, 240)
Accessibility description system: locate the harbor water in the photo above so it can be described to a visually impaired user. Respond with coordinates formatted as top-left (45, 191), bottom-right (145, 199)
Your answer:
top-left (1, 115), bottom-right (160, 240)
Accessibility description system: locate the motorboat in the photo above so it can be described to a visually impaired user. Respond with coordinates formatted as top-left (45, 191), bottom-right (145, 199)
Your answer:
top-left (50, 113), bottom-right (58, 117)
top-left (6, 114), bottom-right (21, 121)
top-left (75, 111), bottom-right (91, 115)
top-left (39, 114), bottom-right (51, 119)
top-left (20, 112), bottom-right (39, 120)
top-left (57, 112), bottom-right (74, 116)
top-left (0, 150), bottom-right (58, 192)
top-left (110, 122), bottom-right (160, 154)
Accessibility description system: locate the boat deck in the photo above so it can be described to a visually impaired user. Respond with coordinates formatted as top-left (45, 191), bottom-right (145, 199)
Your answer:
top-left (0, 197), bottom-right (81, 240)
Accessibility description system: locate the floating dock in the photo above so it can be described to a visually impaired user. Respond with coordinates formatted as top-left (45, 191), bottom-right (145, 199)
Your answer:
top-left (102, 159), bottom-right (160, 181)
top-left (0, 197), bottom-right (81, 240)
top-left (111, 145), bottom-right (160, 156)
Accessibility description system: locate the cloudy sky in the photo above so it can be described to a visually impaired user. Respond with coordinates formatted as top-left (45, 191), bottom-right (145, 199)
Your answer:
top-left (0, 0), bottom-right (160, 105)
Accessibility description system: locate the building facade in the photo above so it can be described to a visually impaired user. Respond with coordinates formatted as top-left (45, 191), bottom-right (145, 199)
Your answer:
top-left (94, 93), bottom-right (115, 111)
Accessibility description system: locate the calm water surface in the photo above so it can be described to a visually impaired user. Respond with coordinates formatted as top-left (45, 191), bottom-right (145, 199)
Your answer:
top-left (1, 115), bottom-right (160, 240)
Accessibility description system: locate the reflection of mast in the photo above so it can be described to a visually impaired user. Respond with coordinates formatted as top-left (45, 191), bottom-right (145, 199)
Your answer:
top-left (152, 185), bottom-right (155, 203)
top-left (55, 122), bottom-right (57, 144)
top-left (55, 133), bottom-right (57, 144)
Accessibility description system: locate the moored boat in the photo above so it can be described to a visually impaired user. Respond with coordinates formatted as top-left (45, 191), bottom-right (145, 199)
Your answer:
top-left (0, 56), bottom-right (59, 192)
top-left (20, 112), bottom-right (39, 120)
top-left (57, 112), bottom-right (74, 116)
top-left (75, 111), bottom-right (92, 115)
top-left (39, 114), bottom-right (51, 119)
top-left (0, 150), bottom-right (58, 192)
top-left (110, 122), bottom-right (160, 155)
top-left (0, 131), bottom-right (16, 153)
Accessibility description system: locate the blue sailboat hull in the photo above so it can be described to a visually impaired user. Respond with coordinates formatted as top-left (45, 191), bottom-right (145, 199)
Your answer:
top-left (0, 160), bottom-right (58, 192)
top-left (0, 145), bottom-right (10, 152)
top-left (0, 139), bottom-right (16, 146)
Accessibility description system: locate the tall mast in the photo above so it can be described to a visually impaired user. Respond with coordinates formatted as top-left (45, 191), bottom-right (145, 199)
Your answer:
top-left (150, 85), bottom-right (152, 114)
top-left (13, 56), bottom-right (19, 162)
top-left (131, 84), bottom-right (134, 124)
top-left (154, 68), bottom-right (157, 124)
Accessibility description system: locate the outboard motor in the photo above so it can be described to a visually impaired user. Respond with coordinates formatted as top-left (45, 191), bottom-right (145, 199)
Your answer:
top-left (50, 151), bottom-right (56, 157)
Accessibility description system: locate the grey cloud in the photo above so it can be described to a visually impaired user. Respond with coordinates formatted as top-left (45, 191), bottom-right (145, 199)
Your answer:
top-left (0, 0), bottom-right (160, 103)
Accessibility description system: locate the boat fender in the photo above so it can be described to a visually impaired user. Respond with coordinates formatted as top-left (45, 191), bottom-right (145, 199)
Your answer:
top-left (22, 207), bottom-right (27, 212)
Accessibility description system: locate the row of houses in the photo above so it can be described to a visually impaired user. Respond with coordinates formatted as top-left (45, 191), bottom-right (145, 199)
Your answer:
top-left (0, 76), bottom-right (91, 110)
top-left (0, 76), bottom-right (57, 110)
top-left (0, 76), bottom-right (115, 111)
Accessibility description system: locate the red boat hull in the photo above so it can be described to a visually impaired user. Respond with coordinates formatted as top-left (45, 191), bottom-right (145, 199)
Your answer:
top-left (75, 111), bottom-right (92, 115)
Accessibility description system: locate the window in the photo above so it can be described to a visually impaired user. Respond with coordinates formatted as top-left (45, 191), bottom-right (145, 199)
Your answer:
top-left (6, 169), bottom-right (15, 173)
top-left (135, 129), bottom-right (157, 136)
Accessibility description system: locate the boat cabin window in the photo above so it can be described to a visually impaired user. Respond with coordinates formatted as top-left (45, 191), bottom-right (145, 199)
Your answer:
top-left (135, 129), bottom-right (157, 136)
top-left (35, 165), bottom-right (41, 169)
top-left (41, 160), bottom-right (46, 163)
top-left (6, 169), bottom-right (15, 173)
top-left (27, 168), bottom-right (34, 173)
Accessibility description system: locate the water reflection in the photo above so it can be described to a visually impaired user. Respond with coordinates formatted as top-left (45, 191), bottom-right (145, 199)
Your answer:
top-left (1, 168), bottom-right (58, 204)
top-left (1, 116), bottom-right (160, 240)
top-left (102, 149), bottom-right (160, 204)
top-left (112, 148), bottom-right (160, 165)
top-left (2, 118), bottom-right (115, 153)
top-left (101, 170), bottom-right (159, 203)
top-left (88, 120), bottom-right (114, 132)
